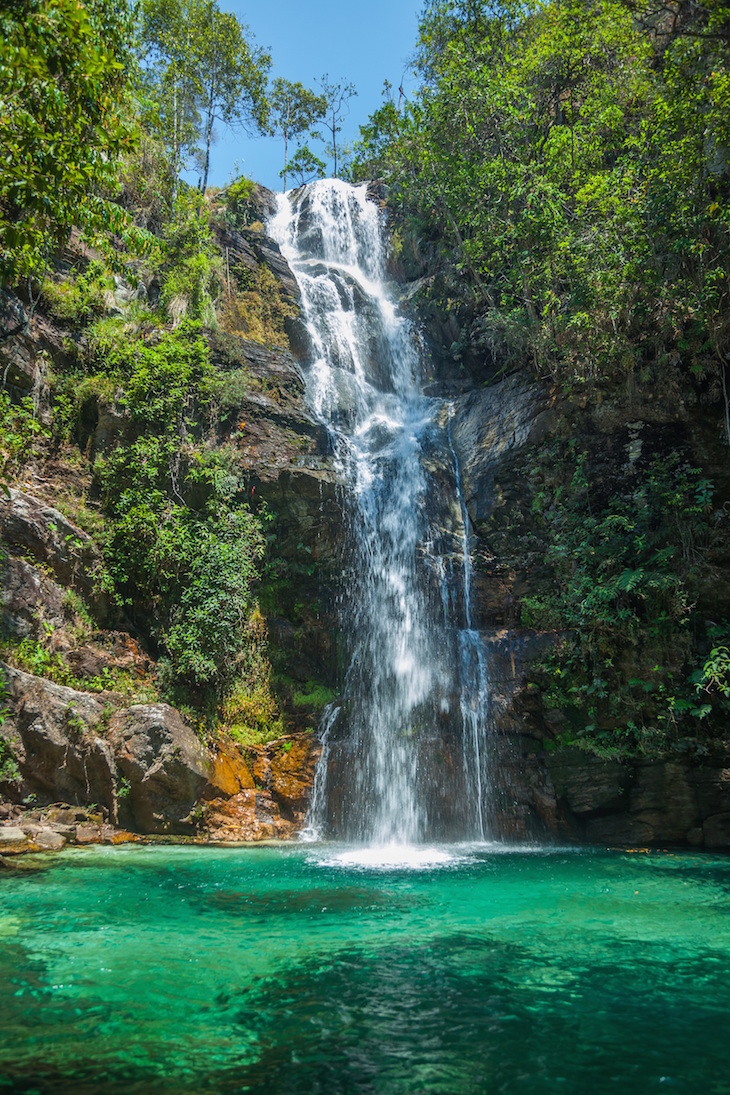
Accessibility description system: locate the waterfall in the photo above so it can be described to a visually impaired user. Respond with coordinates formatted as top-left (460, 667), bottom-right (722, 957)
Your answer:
top-left (269, 180), bottom-right (494, 846)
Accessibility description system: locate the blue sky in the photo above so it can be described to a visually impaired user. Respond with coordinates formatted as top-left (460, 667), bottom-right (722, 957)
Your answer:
top-left (195, 0), bottom-right (422, 192)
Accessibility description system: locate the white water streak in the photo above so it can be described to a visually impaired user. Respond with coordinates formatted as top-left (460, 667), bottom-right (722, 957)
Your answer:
top-left (270, 180), bottom-right (494, 846)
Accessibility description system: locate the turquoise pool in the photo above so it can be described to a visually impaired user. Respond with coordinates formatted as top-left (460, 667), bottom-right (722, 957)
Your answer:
top-left (1, 842), bottom-right (728, 1093)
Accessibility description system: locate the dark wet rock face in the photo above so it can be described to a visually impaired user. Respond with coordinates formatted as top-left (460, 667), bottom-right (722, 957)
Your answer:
top-left (544, 750), bottom-right (730, 848)
top-left (441, 363), bottom-right (730, 850)
top-left (449, 375), bottom-right (557, 528)
top-left (213, 223), bottom-right (300, 306)
top-left (1, 556), bottom-right (67, 639)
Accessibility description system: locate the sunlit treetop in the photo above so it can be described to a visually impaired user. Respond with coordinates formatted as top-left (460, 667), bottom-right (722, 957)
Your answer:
top-left (0, 0), bottom-right (136, 285)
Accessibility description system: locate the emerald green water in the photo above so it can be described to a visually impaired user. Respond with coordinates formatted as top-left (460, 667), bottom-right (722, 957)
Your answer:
top-left (1, 844), bottom-right (729, 1094)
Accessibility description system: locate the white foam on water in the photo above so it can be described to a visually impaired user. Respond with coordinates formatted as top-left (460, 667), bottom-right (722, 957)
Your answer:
top-left (305, 840), bottom-right (575, 869)
top-left (312, 844), bottom-right (472, 871)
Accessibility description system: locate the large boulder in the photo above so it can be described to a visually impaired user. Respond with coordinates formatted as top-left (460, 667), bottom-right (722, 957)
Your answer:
top-left (1, 643), bottom-right (324, 847)
top-left (1, 665), bottom-right (117, 813)
top-left (109, 704), bottom-right (211, 833)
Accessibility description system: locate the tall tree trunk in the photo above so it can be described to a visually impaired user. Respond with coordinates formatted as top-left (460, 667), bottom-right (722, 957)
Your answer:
top-left (171, 74), bottom-right (180, 203)
top-left (201, 86), bottom-right (215, 192)
top-left (283, 130), bottom-right (288, 191)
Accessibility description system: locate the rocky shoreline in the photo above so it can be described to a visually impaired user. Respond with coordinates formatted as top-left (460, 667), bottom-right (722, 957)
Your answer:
top-left (0, 810), bottom-right (307, 865)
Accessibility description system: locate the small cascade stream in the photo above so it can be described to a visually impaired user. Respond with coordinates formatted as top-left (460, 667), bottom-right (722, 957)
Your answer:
top-left (269, 180), bottom-right (494, 845)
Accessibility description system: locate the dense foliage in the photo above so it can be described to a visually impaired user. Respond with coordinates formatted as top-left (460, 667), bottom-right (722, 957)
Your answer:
top-left (346, 0), bottom-right (730, 755)
top-left (0, 0), bottom-right (135, 283)
top-left (0, 0), bottom-right (302, 736)
top-left (3, 0), bottom-right (730, 763)
top-left (516, 445), bottom-right (730, 754)
top-left (351, 0), bottom-right (730, 412)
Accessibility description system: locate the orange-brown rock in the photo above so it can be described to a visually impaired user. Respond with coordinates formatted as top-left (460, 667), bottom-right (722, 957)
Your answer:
top-left (269, 735), bottom-right (320, 811)
top-left (203, 734), bottom-right (320, 842)
top-left (102, 827), bottom-right (140, 846)
top-left (204, 789), bottom-right (295, 842)
top-left (206, 741), bottom-right (255, 798)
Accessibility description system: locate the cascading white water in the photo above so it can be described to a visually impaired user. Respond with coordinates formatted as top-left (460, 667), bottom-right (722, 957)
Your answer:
top-left (270, 180), bottom-right (494, 845)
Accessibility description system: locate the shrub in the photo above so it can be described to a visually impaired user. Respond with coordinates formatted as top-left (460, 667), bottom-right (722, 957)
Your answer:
top-left (42, 261), bottom-right (111, 324)
top-left (224, 176), bottom-right (257, 229)
top-left (164, 507), bottom-right (264, 690)
top-left (0, 392), bottom-right (49, 474)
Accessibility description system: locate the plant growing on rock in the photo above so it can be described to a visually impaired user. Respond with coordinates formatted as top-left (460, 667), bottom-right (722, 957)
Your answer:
top-left (220, 607), bottom-right (284, 745)
top-left (518, 444), bottom-right (730, 756)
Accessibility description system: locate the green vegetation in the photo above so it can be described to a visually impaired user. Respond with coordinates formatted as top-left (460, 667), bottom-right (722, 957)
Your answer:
top-left (285, 146), bottom-right (328, 188)
top-left (139, 0), bottom-right (270, 192)
top-left (0, 675), bottom-right (15, 784)
top-left (291, 681), bottom-right (337, 710)
top-left (0, 635), bottom-right (158, 701)
top-left (219, 607), bottom-right (284, 745)
top-left (351, 0), bottom-right (730, 410)
top-left (347, 0), bottom-right (730, 756)
top-left (73, 321), bottom-right (268, 700)
top-left (507, 444), bottom-right (730, 755)
top-left (0, 738), bottom-right (21, 785)
top-left (0, 0), bottom-right (135, 284)
top-left (0, 0), bottom-right (315, 745)
top-left (0, 392), bottom-right (49, 476)
top-left (270, 79), bottom-right (327, 191)
top-left (42, 261), bottom-right (112, 324)
top-left (216, 262), bottom-right (296, 347)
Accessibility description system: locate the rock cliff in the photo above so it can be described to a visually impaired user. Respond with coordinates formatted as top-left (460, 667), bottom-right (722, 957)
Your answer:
top-left (0, 185), bottom-right (336, 851)
top-left (442, 365), bottom-right (730, 849)
top-left (3, 179), bottom-right (729, 853)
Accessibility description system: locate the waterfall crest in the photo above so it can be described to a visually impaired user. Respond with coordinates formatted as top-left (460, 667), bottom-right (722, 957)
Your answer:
top-left (269, 180), bottom-right (494, 845)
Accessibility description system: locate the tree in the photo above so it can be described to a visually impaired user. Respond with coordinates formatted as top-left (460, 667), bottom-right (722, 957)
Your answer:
top-left (139, 0), bottom-right (201, 193)
top-left (140, 0), bottom-right (271, 194)
top-left (361, 0), bottom-right (730, 401)
top-left (270, 78), bottom-right (326, 191)
top-left (195, 1), bottom-right (270, 192)
top-left (349, 82), bottom-right (401, 182)
top-left (0, 0), bottom-right (135, 286)
top-left (318, 74), bottom-right (357, 178)
top-left (286, 146), bottom-right (327, 188)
